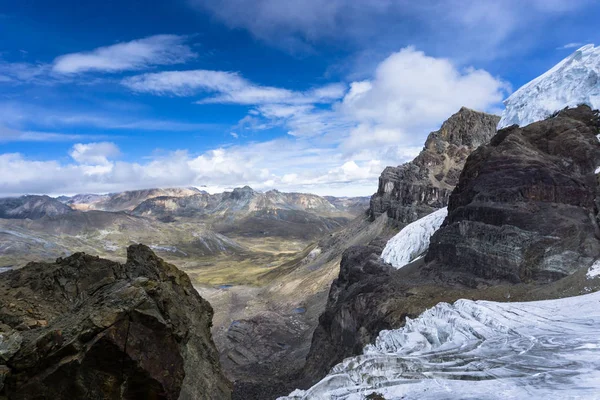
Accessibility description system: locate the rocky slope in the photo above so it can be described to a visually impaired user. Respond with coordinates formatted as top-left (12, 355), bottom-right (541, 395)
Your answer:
top-left (0, 245), bottom-right (231, 399)
top-left (131, 187), bottom-right (355, 240)
top-left (131, 187), bottom-right (354, 218)
top-left (296, 106), bottom-right (600, 392)
top-left (0, 196), bottom-right (74, 220)
top-left (499, 44), bottom-right (600, 128)
top-left (369, 107), bottom-right (500, 227)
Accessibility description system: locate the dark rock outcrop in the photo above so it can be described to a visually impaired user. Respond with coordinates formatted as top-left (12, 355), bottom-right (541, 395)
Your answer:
top-left (0, 196), bottom-right (73, 220)
top-left (300, 106), bottom-right (600, 389)
top-left (0, 245), bottom-right (231, 399)
top-left (369, 107), bottom-right (500, 227)
top-left (427, 105), bottom-right (600, 284)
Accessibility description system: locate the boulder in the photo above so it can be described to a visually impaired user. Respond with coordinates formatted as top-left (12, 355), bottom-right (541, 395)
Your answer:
top-left (0, 244), bottom-right (231, 400)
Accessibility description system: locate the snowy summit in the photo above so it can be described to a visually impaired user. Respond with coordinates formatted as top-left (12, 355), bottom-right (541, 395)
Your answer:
top-left (499, 44), bottom-right (600, 129)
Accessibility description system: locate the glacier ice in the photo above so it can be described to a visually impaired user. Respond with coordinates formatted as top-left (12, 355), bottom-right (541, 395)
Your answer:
top-left (381, 207), bottom-right (447, 269)
top-left (587, 260), bottom-right (600, 279)
top-left (280, 291), bottom-right (600, 400)
top-left (499, 44), bottom-right (600, 129)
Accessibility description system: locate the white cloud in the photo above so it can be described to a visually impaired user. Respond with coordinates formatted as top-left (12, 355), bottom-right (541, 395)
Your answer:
top-left (1, 47), bottom-right (507, 197)
top-left (122, 69), bottom-right (345, 104)
top-left (0, 101), bottom-right (221, 135)
top-left (52, 35), bottom-right (196, 74)
top-left (338, 47), bottom-right (508, 151)
top-left (557, 42), bottom-right (584, 50)
top-left (189, 0), bottom-right (592, 60)
top-left (0, 125), bottom-right (96, 142)
top-left (69, 142), bottom-right (120, 165)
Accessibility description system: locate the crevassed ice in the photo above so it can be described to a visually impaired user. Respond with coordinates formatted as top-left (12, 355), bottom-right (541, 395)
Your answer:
top-left (499, 44), bottom-right (600, 129)
top-left (381, 207), bottom-right (447, 269)
top-left (280, 291), bottom-right (600, 400)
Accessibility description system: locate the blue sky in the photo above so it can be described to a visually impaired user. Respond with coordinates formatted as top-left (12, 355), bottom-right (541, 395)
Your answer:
top-left (1, 0), bottom-right (599, 196)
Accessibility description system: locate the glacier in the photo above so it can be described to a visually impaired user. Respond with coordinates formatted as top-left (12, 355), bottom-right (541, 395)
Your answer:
top-left (381, 207), bottom-right (447, 269)
top-left (280, 290), bottom-right (600, 400)
top-left (499, 44), bottom-right (600, 129)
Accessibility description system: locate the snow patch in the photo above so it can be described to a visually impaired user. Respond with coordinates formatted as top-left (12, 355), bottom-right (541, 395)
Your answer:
top-left (587, 260), bottom-right (600, 279)
top-left (381, 207), bottom-right (447, 269)
top-left (499, 44), bottom-right (600, 129)
top-left (281, 291), bottom-right (600, 400)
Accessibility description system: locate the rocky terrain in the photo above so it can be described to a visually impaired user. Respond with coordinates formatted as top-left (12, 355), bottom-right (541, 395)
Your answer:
top-left (0, 186), bottom-right (373, 400)
top-left (294, 106), bottom-right (600, 393)
top-left (369, 107), bottom-right (500, 227)
top-left (0, 244), bottom-right (231, 399)
top-left (427, 105), bottom-right (600, 283)
top-left (60, 187), bottom-right (203, 212)
top-left (0, 196), bottom-right (73, 220)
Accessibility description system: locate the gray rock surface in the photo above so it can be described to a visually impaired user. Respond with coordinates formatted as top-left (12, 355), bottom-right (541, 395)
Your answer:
top-left (427, 105), bottom-right (600, 283)
top-left (0, 196), bottom-right (73, 220)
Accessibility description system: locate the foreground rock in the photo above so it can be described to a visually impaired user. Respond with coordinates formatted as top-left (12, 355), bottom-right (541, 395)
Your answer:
top-left (299, 106), bottom-right (600, 389)
top-left (369, 107), bottom-right (500, 227)
top-left (0, 245), bottom-right (231, 399)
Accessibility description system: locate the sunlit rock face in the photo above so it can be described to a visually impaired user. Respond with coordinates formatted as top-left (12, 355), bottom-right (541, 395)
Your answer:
top-left (281, 290), bottom-right (600, 400)
top-left (369, 107), bottom-right (499, 228)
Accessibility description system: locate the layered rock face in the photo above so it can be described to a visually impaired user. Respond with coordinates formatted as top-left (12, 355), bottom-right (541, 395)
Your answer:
top-left (0, 245), bottom-right (231, 399)
top-left (369, 107), bottom-right (500, 227)
top-left (427, 105), bottom-right (600, 284)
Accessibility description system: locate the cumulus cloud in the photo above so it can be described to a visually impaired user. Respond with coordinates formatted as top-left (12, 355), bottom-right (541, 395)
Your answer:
top-left (52, 35), bottom-right (196, 74)
top-left (338, 47), bottom-right (508, 151)
top-left (69, 142), bottom-right (120, 165)
top-left (122, 69), bottom-right (345, 104)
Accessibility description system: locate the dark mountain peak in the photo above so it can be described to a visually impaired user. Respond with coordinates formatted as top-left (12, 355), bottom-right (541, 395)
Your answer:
top-left (369, 107), bottom-right (500, 227)
top-left (230, 186), bottom-right (256, 199)
top-left (427, 104), bottom-right (600, 283)
top-left (424, 107), bottom-right (500, 150)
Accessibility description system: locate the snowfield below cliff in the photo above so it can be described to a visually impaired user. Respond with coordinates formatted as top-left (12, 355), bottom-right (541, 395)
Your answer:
top-left (280, 290), bottom-right (600, 400)
top-left (381, 207), bottom-right (447, 269)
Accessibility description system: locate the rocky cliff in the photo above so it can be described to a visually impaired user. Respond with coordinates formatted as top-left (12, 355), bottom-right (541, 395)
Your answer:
top-left (369, 107), bottom-right (500, 227)
top-left (299, 106), bottom-right (600, 390)
top-left (0, 245), bottom-right (231, 399)
top-left (427, 105), bottom-right (600, 284)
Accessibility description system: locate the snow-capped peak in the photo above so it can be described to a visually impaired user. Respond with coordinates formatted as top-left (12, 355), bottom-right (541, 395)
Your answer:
top-left (499, 44), bottom-right (600, 129)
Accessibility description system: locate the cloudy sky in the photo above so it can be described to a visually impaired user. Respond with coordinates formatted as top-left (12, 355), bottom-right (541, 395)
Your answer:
top-left (1, 0), bottom-right (599, 196)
